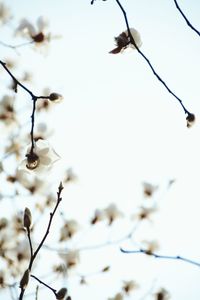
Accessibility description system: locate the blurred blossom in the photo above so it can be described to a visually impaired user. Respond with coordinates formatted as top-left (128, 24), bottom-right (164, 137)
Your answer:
top-left (104, 203), bottom-right (123, 225)
top-left (16, 169), bottom-right (46, 194)
top-left (132, 206), bottom-right (157, 222)
top-left (109, 27), bottom-right (142, 54)
top-left (35, 193), bottom-right (55, 212)
top-left (4, 58), bottom-right (16, 69)
top-left (91, 208), bottom-right (105, 224)
top-left (53, 263), bottom-right (67, 276)
top-left (108, 292), bottom-right (124, 300)
top-left (142, 182), bottom-right (158, 197)
top-left (0, 2), bottom-right (12, 25)
top-left (16, 16), bottom-right (50, 45)
top-left (122, 280), bottom-right (139, 294)
top-left (5, 137), bottom-right (21, 159)
top-left (32, 122), bottom-right (53, 141)
top-left (59, 219), bottom-right (79, 241)
top-left (64, 168), bottom-right (77, 183)
top-left (0, 95), bottom-right (16, 125)
top-left (21, 71), bottom-right (32, 82)
top-left (141, 239), bottom-right (159, 255)
top-left (0, 271), bottom-right (5, 288)
top-left (15, 239), bottom-right (30, 262)
top-left (60, 249), bottom-right (80, 269)
top-left (0, 217), bottom-right (8, 230)
top-left (154, 288), bottom-right (170, 300)
top-left (19, 139), bottom-right (60, 175)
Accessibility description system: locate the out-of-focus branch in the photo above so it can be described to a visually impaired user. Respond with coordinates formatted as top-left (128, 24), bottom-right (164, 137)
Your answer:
top-left (173, 0), bottom-right (200, 37)
top-left (120, 247), bottom-right (200, 268)
top-left (114, 0), bottom-right (193, 118)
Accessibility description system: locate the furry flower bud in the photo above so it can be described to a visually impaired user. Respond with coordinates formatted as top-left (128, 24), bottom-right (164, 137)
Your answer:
top-left (56, 287), bottom-right (68, 299)
top-left (49, 93), bottom-right (63, 102)
top-left (23, 207), bottom-right (32, 229)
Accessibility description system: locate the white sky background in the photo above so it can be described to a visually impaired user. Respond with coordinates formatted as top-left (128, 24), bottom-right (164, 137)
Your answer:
top-left (1, 0), bottom-right (200, 299)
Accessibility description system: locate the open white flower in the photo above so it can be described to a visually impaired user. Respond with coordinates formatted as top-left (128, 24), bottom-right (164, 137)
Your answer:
top-left (109, 27), bottom-right (142, 54)
top-left (19, 139), bottom-right (60, 175)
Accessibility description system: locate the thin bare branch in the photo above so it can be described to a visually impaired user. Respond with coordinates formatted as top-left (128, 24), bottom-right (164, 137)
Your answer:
top-left (114, 0), bottom-right (192, 117)
top-left (120, 248), bottom-right (200, 268)
top-left (173, 0), bottom-right (200, 37)
top-left (31, 275), bottom-right (57, 297)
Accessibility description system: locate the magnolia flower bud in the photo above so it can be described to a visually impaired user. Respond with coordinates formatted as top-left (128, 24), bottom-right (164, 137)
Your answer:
top-left (26, 152), bottom-right (40, 170)
top-left (49, 93), bottom-right (63, 102)
top-left (56, 287), bottom-right (68, 299)
top-left (186, 112), bottom-right (195, 128)
top-left (19, 269), bottom-right (30, 290)
top-left (23, 207), bottom-right (32, 229)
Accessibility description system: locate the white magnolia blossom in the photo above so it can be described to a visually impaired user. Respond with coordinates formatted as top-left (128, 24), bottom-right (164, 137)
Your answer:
top-left (60, 250), bottom-right (80, 269)
top-left (109, 27), bottom-right (142, 54)
top-left (19, 139), bottom-right (60, 175)
top-left (0, 2), bottom-right (11, 25)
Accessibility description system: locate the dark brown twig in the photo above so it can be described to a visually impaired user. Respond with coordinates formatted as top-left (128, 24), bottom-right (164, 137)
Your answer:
top-left (31, 275), bottom-right (57, 297)
top-left (19, 183), bottom-right (64, 300)
top-left (173, 0), bottom-right (200, 37)
top-left (29, 182), bottom-right (64, 270)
